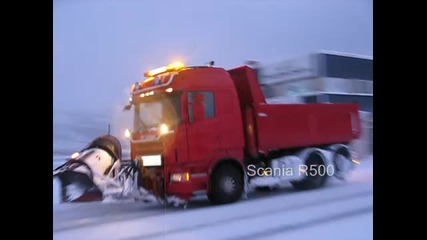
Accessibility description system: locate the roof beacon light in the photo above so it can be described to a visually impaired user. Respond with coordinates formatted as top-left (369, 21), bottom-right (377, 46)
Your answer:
top-left (166, 61), bottom-right (184, 71)
top-left (144, 62), bottom-right (184, 77)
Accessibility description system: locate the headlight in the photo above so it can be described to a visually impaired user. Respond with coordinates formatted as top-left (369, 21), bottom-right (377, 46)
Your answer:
top-left (140, 155), bottom-right (162, 167)
top-left (159, 123), bottom-right (169, 135)
top-left (124, 128), bottom-right (131, 138)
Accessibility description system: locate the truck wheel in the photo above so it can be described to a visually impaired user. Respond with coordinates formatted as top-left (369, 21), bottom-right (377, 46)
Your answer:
top-left (291, 152), bottom-right (328, 190)
top-left (209, 164), bottom-right (243, 204)
top-left (333, 146), bottom-right (352, 180)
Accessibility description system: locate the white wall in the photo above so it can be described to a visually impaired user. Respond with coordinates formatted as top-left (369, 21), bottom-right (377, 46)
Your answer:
top-left (265, 77), bottom-right (373, 98)
top-left (266, 78), bottom-right (324, 97)
top-left (321, 78), bottom-right (373, 94)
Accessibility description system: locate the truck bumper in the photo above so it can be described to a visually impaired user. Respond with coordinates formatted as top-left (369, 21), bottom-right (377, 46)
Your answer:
top-left (166, 173), bottom-right (209, 200)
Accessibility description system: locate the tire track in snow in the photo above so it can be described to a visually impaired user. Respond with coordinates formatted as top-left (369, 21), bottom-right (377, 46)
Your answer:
top-left (225, 206), bottom-right (373, 240)
top-left (53, 184), bottom-right (351, 231)
top-left (53, 204), bottom-right (174, 232)
top-left (121, 190), bottom-right (372, 240)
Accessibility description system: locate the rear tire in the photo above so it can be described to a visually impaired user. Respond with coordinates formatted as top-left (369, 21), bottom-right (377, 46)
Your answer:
top-left (291, 151), bottom-right (328, 190)
top-left (333, 146), bottom-right (352, 180)
top-left (209, 164), bottom-right (244, 204)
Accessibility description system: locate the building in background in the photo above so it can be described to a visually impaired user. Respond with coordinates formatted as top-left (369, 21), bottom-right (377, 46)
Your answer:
top-left (255, 51), bottom-right (373, 158)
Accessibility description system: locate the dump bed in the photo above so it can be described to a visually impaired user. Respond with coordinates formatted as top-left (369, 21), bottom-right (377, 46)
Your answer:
top-left (228, 66), bottom-right (361, 155)
top-left (254, 103), bottom-right (360, 152)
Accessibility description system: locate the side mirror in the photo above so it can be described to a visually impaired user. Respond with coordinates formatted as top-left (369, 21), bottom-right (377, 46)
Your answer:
top-left (192, 94), bottom-right (205, 122)
top-left (123, 104), bottom-right (132, 111)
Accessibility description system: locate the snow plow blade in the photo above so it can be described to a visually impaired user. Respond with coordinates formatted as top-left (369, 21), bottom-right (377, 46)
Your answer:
top-left (53, 135), bottom-right (187, 206)
top-left (53, 135), bottom-right (122, 203)
top-left (55, 168), bottom-right (103, 202)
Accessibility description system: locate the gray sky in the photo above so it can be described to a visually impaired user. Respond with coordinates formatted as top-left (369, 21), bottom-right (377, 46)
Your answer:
top-left (53, 0), bottom-right (372, 115)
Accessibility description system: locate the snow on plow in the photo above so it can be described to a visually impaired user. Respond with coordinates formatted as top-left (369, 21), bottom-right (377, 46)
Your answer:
top-left (53, 135), bottom-right (183, 205)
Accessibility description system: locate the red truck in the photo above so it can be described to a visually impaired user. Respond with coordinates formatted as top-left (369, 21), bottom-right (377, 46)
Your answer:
top-left (54, 61), bottom-right (361, 205)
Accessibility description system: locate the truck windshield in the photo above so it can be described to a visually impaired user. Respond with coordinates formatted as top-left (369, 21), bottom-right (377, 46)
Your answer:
top-left (134, 94), bottom-right (182, 131)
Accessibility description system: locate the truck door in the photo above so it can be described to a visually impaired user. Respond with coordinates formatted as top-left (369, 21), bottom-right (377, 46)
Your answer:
top-left (186, 91), bottom-right (220, 163)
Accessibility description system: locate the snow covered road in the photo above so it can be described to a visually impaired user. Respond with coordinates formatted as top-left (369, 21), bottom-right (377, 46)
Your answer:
top-left (53, 157), bottom-right (373, 240)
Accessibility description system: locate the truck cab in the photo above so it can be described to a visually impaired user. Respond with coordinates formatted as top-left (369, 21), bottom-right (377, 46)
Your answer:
top-left (124, 62), bottom-right (246, 202)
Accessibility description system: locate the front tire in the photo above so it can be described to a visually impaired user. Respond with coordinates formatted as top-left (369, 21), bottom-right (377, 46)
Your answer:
top-left (209, 164), bottom-right (244, 204)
